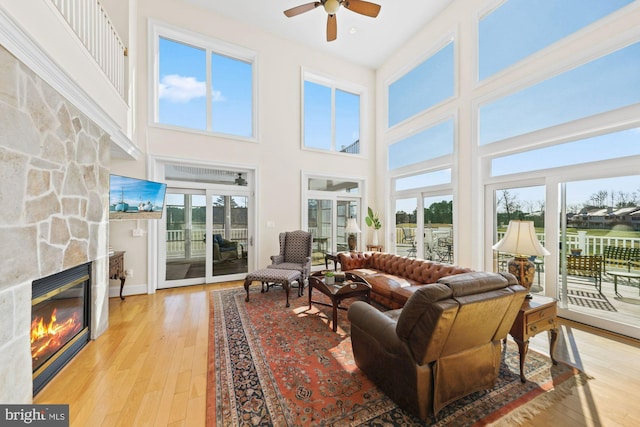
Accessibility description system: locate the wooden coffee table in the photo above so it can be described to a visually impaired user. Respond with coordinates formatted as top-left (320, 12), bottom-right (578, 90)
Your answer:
top-left (309, 272), bottom-right (371, 332)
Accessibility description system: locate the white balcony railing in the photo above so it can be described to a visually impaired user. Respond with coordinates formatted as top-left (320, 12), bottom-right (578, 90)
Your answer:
top-left (51, 0), bottom-right (126, 98)
top-left (166, 228), bottom-right (248, 260)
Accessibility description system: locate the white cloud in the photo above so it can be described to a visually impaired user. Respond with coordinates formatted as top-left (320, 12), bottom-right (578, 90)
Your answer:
top-left (159, 74), bottom-right (206, 103)
top-left (211, 89), bottom-right (226, 102)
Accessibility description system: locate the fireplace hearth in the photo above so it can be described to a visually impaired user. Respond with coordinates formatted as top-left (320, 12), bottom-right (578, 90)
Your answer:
top-left (32, 263), bottom-right (91, 395)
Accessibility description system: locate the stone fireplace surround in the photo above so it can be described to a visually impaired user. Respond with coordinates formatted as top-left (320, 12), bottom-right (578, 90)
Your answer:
top-left (0, 44), bottom-right (111, 403)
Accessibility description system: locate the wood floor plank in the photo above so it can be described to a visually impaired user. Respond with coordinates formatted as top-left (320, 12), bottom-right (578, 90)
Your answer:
top-left (33, 282), bottom-right (640, 426)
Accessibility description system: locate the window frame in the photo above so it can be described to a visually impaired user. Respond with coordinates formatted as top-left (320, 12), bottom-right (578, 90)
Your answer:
top-left (301, 171), bottom-right (365, 263)
top-left (149, 20), bottom-right (259, 142)
top-left (301, 68), bottom-right (367, 157)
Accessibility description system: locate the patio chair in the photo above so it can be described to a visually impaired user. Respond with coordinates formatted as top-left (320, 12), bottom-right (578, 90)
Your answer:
top-left (210, 234), bottom-right (238, 263)
top-left (566, 254), bottom-right (603, 293)
top-left (401, 228), bottom-right (416, 258)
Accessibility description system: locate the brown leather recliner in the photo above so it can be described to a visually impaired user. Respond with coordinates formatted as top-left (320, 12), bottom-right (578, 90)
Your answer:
top-left (347, 271), bottom-right (526, 420)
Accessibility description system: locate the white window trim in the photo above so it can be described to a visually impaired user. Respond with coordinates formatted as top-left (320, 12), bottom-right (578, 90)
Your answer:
top-left (148, 19), bottom-right (259, 142)
top-left (301, 68), bottom-right (368, 158)
top-left (301, 171), bottom-right (366, 257)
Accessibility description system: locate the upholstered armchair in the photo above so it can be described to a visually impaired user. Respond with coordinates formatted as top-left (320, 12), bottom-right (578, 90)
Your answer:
top-left (268, 230), bottom-right (313, 282)
top-left (212, 234), bottom-right (238, 262)
top-left (347, 271), bottom-right (526, 420)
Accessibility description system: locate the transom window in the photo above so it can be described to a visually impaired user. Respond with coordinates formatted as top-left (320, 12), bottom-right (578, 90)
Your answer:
top-left (479, 0), bottom-right (634, 80)
top-left (387, 40), bottom-right (455, 128)
top-left (303, 72), bottom-right (362, 155)
top-left (388, 119), bottom-right (454, 170)
top-left (479, 41), bottom-right (640, 146)
top-left (491, 127), bottom-right (640, 177)
top-left (152, 23), bottom-right (256, 139)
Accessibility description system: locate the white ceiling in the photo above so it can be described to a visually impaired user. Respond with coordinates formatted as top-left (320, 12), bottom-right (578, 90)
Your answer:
top-left (184, 0), bottom-right (455, 69)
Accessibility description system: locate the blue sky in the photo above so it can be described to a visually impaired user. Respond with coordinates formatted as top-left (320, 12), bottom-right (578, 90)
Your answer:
top-left (479, 0), bottom-right (634, 79)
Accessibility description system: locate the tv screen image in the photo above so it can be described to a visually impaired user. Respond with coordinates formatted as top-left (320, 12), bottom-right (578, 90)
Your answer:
top-left (109, 174), bottom-right (167, 220)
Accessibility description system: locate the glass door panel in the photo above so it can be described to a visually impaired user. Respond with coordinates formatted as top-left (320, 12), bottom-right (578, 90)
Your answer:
top-left (164, 191), bottom-right (206, 286)
top-left (395, 198), bottom-right (417, 257)
top-left (210, 194), bottom-right (248, 278)
top-left (559, 176), bottom-right (640, 333)
top-left (423, 195), bottom-right (453, 262)
top-left (493, 186), bottom-right (546, 297)
top-left (337, 200), bottom-right (359, 251)
top-left (308, 199), bottom-right (333, 266)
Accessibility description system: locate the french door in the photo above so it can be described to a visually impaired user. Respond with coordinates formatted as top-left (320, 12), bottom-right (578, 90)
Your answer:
top-left (158, 187), bottom-right (252, 289)
top-left (486, 176), bottom-right (640, 339)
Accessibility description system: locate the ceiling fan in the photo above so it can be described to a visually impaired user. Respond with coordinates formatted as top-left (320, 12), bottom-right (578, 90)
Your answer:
top-left (284, 0), bottom-right (381, 42)
top-left (234, 173), bottom-right (247, 186)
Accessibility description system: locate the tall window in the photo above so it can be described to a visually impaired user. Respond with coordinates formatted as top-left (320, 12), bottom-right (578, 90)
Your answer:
top-left (153, 23), bottom-right (256, 138)
top-left (303, 73), bottom-right (362, 155)
top-left (479, 0), bottom-right (634, 80)
top-left (388, 41), bottom-right (455, 127)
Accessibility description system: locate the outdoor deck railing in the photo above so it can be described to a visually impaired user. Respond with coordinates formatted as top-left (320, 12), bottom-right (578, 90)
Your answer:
top-left (166, 228), bottom-right (248, 259)
top-left (50, 0), bottom-right (126, 98)
top-left (394, 227), bottom-right (639, 265)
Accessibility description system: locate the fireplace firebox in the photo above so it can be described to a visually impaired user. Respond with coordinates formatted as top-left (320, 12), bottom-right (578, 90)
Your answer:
top-left (32, 262), bottom-right (91, 395)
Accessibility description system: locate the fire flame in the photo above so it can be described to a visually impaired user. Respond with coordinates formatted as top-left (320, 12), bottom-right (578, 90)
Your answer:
top-left (31, 308), bottom-right (82, 362)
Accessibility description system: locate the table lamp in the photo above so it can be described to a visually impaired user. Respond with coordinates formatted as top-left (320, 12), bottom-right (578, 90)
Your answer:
top-left (492, 220), bottom-right (550, 299)
top-left (345, 218), bottom-right (361, 251)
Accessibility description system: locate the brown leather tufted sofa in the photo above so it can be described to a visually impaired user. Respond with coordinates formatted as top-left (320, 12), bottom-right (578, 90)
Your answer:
top-left (337, 251), bottom-right (473, 308)
top-left (348, 271), bottom-right (526, 419)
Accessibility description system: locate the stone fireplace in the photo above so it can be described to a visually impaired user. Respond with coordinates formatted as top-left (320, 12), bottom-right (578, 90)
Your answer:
top-left (0, 44), bottom-right (111, 402)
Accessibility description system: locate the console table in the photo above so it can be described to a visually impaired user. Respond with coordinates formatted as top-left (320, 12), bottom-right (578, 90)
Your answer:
top-left (509, 295), bottom-right (558, 383)
top-left (109, 251), bottom-right (126, 300)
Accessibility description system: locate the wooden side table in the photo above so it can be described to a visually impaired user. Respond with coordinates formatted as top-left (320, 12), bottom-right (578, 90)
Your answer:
top-left (509, 295), bottom-right (558, 383)
top-left (366, 245), bottom-right (383, 252)
top-left (109, 251), bottom-right (126, 300)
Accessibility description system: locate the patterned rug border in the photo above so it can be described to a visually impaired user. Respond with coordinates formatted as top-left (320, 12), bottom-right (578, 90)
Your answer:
top-left (206, 286), bottom-right (592, 426)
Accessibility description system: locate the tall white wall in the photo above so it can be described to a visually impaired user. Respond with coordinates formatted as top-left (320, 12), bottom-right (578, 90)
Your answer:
top-left (108, 0), bottom-right (376, 293)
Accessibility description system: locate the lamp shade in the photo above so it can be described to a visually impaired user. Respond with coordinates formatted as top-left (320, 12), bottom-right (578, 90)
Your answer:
top-left (492, 220), bottom-right (550, 257)
top-left (344, 218), bottom-right (361, 234)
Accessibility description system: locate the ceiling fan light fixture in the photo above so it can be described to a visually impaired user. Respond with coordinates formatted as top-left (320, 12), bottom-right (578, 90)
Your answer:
top-left (324, 0), bottom-right (341, 15)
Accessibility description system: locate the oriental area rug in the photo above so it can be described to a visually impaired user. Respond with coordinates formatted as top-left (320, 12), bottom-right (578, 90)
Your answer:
top-left (206, 286), bottom-right (591, 426)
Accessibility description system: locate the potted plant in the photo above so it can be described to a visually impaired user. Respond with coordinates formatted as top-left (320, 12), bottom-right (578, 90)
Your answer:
top-left (365, 207), bottom-right (382, 246)
top-left (325, 270), bottom-right (335, 285)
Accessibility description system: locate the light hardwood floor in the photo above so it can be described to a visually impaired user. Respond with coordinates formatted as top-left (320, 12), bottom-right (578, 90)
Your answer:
top-left (34, 282), bottom-right (640, 426)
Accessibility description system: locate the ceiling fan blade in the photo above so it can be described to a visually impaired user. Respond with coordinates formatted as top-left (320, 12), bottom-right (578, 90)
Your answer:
top-left (284, 2), bottom-right (321, 18)
top-left (343, 0), bottom-right (381, 18)
top-left (327, 14), bottom-right (337, 42)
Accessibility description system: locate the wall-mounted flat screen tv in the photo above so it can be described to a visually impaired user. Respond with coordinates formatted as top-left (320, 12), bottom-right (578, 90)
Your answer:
top-left (109, 174), bottom-right (167, 220)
